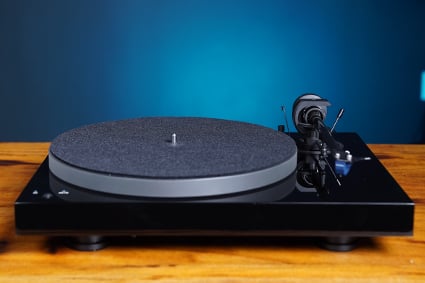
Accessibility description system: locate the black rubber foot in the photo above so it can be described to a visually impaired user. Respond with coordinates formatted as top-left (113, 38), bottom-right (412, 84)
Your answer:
top-left (320, 237), bottom-right (358, 252)
top-left (65, 235), bottom-right (107, 251)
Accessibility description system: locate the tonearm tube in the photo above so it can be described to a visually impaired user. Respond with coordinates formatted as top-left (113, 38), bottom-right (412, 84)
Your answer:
top-left (289, 94), bottom-right (370, 193)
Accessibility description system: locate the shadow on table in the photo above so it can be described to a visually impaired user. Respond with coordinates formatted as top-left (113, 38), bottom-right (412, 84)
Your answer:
top-left (45, 235), bottom-right (382, 253)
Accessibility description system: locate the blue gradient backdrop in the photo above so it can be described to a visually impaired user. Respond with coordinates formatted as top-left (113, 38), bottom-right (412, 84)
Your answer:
top-left (1, 0), bottom-right (425, 142)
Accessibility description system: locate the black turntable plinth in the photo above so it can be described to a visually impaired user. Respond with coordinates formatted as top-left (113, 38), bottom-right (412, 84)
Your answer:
top-left (14, 117), bottom-right (414, 252)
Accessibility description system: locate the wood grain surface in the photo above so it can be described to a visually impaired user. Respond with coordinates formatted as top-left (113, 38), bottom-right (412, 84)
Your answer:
top-left (0, 142), bottom-right (424, 282)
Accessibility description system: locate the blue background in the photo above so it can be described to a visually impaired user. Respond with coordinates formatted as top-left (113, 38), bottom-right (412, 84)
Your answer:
top-left (1, 0), bottom-right (425, 143)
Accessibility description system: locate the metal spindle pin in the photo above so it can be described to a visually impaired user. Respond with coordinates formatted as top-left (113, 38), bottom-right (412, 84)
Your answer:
top-left (171, 133), bottom-right (177, 145)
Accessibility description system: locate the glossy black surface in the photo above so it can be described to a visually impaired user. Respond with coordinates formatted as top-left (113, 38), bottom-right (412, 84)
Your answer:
top-left (15, 133), bottom-right (414, 241)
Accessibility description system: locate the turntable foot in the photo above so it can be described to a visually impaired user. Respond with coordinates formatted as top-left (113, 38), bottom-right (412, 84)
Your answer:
top-left (65, 235), bottom-right (107, 251)
top-left (320, 236), bottom-right (358, 252)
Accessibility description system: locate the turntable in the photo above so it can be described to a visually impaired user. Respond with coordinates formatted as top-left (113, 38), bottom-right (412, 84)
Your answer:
top-left (15, 94), bottom-right (414, 251)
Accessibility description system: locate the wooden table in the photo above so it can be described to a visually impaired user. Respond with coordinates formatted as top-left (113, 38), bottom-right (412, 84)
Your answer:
top-left (1, 143), bottom-right (424, 282)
